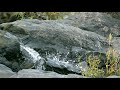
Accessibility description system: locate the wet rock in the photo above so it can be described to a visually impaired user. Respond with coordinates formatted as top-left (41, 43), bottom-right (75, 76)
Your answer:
top-left (0, 56), bottom-right (12, 68)
top-left (20, 44), bottom-right (45, 69)
top-left (10, 69), bottom-right (87, 78)
top-left (0, 64), bottom-right (16, 78)
top-left (45, 56), bottom-right (81, 74)
top-left (0, 30), bottom-right (22, 71)
top-left (0, 30), bottom-right (20, 61)
top-left (0, 30), bottom-right (40, 71)
top-left (0, 19), bottom-right (109, 60)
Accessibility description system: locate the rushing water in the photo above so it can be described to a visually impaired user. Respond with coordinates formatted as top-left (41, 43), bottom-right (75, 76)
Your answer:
top-left (19, 43), bottom-right (81, 74)
top-left (20, 44), bottom-right (42, 63)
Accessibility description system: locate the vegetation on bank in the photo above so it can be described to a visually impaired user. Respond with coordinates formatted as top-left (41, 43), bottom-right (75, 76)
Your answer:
top-left (78, 33), bottom-right (120, 78)
top-left (0, 12), bottom-right (76, 24)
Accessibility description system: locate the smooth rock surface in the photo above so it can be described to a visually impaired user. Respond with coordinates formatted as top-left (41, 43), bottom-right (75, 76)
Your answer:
top-left (0, 64), bottom-right (16, 78)
top-left (10, 69), bottom-right (87, 78)
top-left (65, 12), bottom-right (120, 37)
top-left (0, 19), bottom-right (109, 62)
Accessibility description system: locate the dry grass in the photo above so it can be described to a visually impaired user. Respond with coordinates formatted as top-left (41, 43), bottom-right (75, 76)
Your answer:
top-left (78, 33), bottom-right (120, 78)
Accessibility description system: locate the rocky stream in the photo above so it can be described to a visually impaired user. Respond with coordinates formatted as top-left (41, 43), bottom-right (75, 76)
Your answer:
top-left (0, 12), bottom-right (120, 78)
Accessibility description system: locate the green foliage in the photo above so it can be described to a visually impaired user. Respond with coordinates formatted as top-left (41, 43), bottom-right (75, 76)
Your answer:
top-left (81, 55), bottom-right (104, 78)
top-left (105, 33), bottom-right (120, 76)
top-left (0, 12), bottom-right (74, 24)
top-left (78, 33), bottom-right (120, 78)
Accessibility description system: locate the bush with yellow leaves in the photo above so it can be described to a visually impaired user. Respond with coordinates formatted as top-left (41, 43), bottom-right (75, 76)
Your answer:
top-left (79, 33), bottom-right (120, 78)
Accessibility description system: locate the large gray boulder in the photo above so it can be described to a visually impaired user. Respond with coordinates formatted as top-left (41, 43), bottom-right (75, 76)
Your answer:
top-left (0, 30), bottom-right (19, 60)
top-left (0, 30), bottom-right (41, 71)
top-left (10, 69), bottom-right (87, 78)
top-left (0, 30), bottom-right (22, 71)
top-left (0, 64), bottom-right (16, 78)
top-left (0, 56), bottom-right (12, 68)
top-left (0, 19), bottom-right (110, 71)
top-left (44, 56), bottom-right (81, 74)
top-left (65, 12), bottom-right (120, 37)
top-left (0, 19), bottom-right (109, 56)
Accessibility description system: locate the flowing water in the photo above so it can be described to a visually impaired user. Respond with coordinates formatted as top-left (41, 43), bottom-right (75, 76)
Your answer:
top-left (19, 43), bottom-right (81, 74)
top-left (20, 44), bottom-right (42, 63)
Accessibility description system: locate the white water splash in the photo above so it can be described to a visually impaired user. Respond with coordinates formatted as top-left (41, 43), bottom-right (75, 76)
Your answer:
top-left (20, 44), bottom-right (42, 63)
top-left (46, 53), bottom-right (69, 64)
top-left (46, 53), bottom-right (81, 73)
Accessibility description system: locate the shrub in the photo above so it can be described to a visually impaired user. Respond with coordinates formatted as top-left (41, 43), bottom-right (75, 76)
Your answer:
top-left (81, 55), bottom-right (104, 78)
top-left (78, 33), bottom-right (120, 78)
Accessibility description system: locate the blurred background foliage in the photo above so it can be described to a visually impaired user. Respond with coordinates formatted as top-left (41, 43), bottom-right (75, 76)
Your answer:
top-left (0, 12), bottom-right (77, 24)
top-left (1, 12), bottom-right (120, 24)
